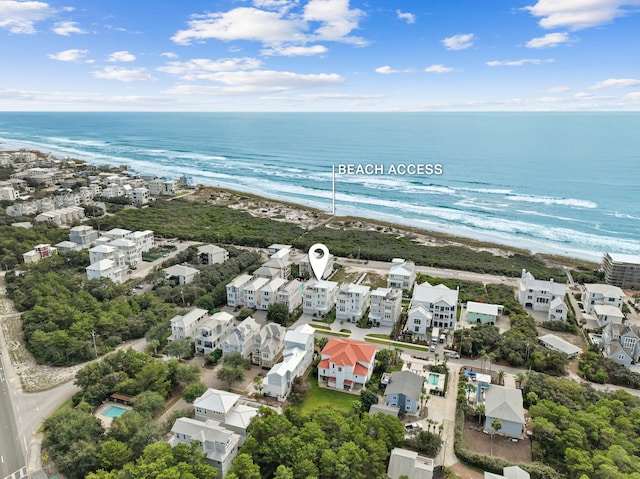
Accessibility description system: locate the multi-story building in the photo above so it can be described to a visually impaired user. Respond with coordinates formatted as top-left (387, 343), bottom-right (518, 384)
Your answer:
top-left (263, 324), bottom-right (315, 401)
top-left (222, 317), bottom-right (261, 358)
top-left (129, 187), bottom-right (150, 206)
top-left (226, 274), bottom-right (253, 307)
top-left (298, 252), bottom-right (334, 279)
top-left (252, 323), bottom-right (286, 368)
top-left (603, 322), bottom-right (640, 368)
top-left (257, 277), bottom-right (287, 311)
top-left (193, 388), bottom-right (258, 440)
top-left (108, 238), bottom-right (142, 267)
top-left (69, 225), bottom-right (99, 247)
top-left (317, 338), bottom-right (377, 392)
top-left (197, 244), bottom-right (229, 265)
top-left (369, 287), bottom-right (402, 327)
top-left (23, 244), bottom-right (57, 264)
top-left (603, 253), bottom-right (640, 290)
top-left (408, 282), bottom-right (459, 331)
top-left (194, 312), bottom-right (235, 355)
top-left (240, 277), bottom-right (269, 309)
top-left (387, 258), bottom-right (416, 291)
top-left (86, 259), bottom-right (127, 284)
top-left (336, 283), bottom-right (371, 323)
top-left (89, 244), bottom-right (125, 268)
top-left (128, 230), bottom-right (155, 253)
top-left (170, 308), bottom-right (209, 341)
top-left (518, 269), bottom-right (566, 319)
top-left (582, 283), bottom-right (626, 315)
top-left (303, 279), bottom-right (338, 317)
top-left (276, 279), bottom-right (304, 313)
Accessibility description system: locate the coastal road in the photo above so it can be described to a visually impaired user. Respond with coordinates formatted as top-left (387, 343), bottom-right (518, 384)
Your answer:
top-left (0, 355), bottom-right (25, 479)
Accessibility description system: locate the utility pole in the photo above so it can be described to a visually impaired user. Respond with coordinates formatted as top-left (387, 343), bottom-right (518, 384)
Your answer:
top-left (91, 330), bottom-right (98, 358)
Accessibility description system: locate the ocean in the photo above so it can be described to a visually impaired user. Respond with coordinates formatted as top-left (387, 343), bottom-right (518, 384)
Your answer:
top-left (1, 112), bottom-right (639, 262)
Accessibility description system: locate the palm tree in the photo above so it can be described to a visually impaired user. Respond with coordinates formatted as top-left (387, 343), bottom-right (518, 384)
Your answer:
top-left (434, 353), bottom-right (440, 365)
top-left (497, 370), bottom-right (506, 386)
top-left (476, 404), bottom-right (485, 424)
top-left (515, 372), bottom-right (527, 389)
top-left (490, 418), bottom-right (502, 456)
top-left (480, 350), bottom-right (489, 372)
top-left (465, 383), bottom-right (476, 404)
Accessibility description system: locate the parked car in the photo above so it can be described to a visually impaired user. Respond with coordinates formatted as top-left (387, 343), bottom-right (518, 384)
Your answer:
top-left (405, 422), bottom-right (422, 431)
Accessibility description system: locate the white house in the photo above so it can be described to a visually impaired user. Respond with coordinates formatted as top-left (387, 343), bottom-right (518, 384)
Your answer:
top-left (317, 338), bottom-right (377, 391)
top-left (89, 245), bottom-right (125, 268)
top-left (222, 317), bottom-right (261, 358)
top-left (226, 274), bottom-right (253, 307)
top-left (336, 283), bottom-right (371, 323)
top-left (276, 279), bottom-right (304, 313)
top-left (257, 277), bottom-right (287, 311)
top-left (102, 228), bottom-right (133, 241)
top-left (410, 282), bottom-right (459, 330)
top-left (54, 240), bottom-right (82, 253)
top-left (593, 304), bottom-right (625, 327)
top-left (602, 323), bottom-right (640, 368)
top-left (193, 388), bottom-right (258, 440)
top-left (170, 308), bottom-right (209, 341)
top-left (582, 283), bottom-right (626, 315)
top-left (194, 312), bottom-right (235, 355)
top-left (263, 324), bottom-right (315, 401)
top-left (518, 269), bottom-right (566, 314)
top-left (169, 418), bottom-right (240, 478)
top-left (164, 264), bottom-right (200, 285)
top-left (538, 334), bottom-right (582, 358)
top-left (128, 230), bottom-right (155, 253)
top-left (240, 277), bottom-right (270, 309)
top-left (252, 323), bottom-right (286, 368)
top-left (85, 259), bottom-right (126, 284)
top-left (485, 466), bottom-right (530, 479)
top-left (262, 257), bottom-right (291, 279)
top-left (369, 287), bottom-right (403, 327)
top-left (130, 187), bottom-right (150, 206)
top-left (548, 297), bottom-right (568, 321)
top-left (387, 448), bottom-right (434, 479)
top-left (387, 258), bottom-right (416, 291)
top-left (406, 304), bottom-right (432, 336)
top-left (197, 244), bottom-right (229, 265)
top-left (109, 238), bottom-right (142, 267)
top-left (303, 279), bottom-right (338, 317)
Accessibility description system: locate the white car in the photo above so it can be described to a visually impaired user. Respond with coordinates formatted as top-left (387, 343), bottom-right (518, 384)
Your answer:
top-left (405, 422), bottom-right (422, 431)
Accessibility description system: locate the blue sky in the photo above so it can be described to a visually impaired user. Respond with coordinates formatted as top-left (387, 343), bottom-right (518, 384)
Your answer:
top-left (1, 0), bottom-right (640, 111)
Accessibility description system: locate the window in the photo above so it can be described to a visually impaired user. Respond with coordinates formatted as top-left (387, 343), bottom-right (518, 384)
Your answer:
top-left (338, 367), bottom-right (342, 372)
top-left (414, 326), bottom-right (420, 332)
top-left (414, 318), bottom-right (421, 325)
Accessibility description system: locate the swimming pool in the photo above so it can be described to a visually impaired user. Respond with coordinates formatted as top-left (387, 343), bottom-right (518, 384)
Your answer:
top-left (428, 373), bottom-right (440, 386)
top-left (102, 405), bottom-right (127, 418)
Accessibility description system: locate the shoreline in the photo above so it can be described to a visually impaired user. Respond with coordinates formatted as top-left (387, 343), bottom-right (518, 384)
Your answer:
top-left (195, 186), bottom-right (600, 270)
top-left (1, 141), bottom-right (606, 264)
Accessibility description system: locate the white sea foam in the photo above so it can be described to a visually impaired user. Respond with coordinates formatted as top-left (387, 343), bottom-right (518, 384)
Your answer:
top-left (44, 136), bottom-right (108, 147)
top-left (457, 187), bottom-right (513, 195)
top-left (506, 194), bottom-right (597, 209)
top-left (516, 209), bottom-right (590, 223)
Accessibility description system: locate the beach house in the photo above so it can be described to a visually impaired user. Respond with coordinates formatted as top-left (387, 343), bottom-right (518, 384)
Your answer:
top-left (336, 283), bottom-right (371, 323)
top-left (409, 282), bottom-right (459, 331)
top-left (387, 258), bottom-right (416, 291)
top-left (222, 317), bottom-right (261, 358)
top-left (194, 311), bottom-right (235, 355)
top-left (369, 287), bottom-right (403, 327)
top-left (317, 338), bottom-right (376, 391)
top-left (303, 279), bottom-right (338, 317)
top-left (518, 269), bottom-right (566, 319)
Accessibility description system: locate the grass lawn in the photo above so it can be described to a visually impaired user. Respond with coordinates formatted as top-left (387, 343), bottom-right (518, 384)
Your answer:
top-left (298, 375), bottom-right (358, 414)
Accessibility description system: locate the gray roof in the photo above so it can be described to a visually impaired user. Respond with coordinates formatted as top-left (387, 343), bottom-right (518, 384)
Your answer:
top-left (384, 370), bottom-right (424, 401)
top-left (538, 334), bottom-right (582, 356)
top-left (369, 404), bottom-right (400, 417)
top-left (484, 385), bottom-right (525, 425)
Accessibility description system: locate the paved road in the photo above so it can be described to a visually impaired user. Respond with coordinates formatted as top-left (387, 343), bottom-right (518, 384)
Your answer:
top-left (0, 355), bottom-right (25, 479)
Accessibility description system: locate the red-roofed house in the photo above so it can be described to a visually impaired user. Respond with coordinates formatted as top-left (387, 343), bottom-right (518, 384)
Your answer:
top-left (317, 338), bottom-right (377, 391)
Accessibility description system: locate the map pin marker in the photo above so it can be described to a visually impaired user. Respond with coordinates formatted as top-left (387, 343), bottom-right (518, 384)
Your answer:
top-left (308, 243), bottom-right (330, 280)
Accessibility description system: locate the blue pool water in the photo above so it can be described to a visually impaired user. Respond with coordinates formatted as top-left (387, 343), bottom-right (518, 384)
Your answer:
top-left (102, 405), bottom-right (127, 418)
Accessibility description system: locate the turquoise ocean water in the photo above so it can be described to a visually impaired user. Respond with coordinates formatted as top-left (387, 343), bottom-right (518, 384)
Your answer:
top-left (1, 112), bottom-right (638, 261)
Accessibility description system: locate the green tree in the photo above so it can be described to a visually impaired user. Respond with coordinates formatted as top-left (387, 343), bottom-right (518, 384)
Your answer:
top-left (236, 308), bottom-right (254, 321)
top-left (267, 302), bottom-right (290, 326)
top-left (107, 410), bottom-right (163, 456)
top-left (98, 439), bottom-right (132, 471)
top-left (132, 390), bottom-right (166, 417)
top-left (164, 338), bottom-right (193, 359)
top-left (359, 389), bottom-right (379, 414)
top-left (227, 453), bottom-right (261, 479)
top-left (490, 418), bottom-right (502, 456)
top-left (223, 351), bottom-right (252, 370)
top-left (183, 381), bottom-right (208, 403)
top-left (217, 365), bottom-right (245, 389)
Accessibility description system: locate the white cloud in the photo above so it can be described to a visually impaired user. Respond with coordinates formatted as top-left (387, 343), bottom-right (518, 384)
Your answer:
top-left (47, 49), bottom-right (89, 62)
top-left (624, 92), bottom-right (640, 100)
top-left (375, 66), bottom-right (399, 74)
top-left (106, 51), bottom-right (137, 62)
top-left (486, 58), bottom-right (554, 66)
top-left (425, 64), bottom-right (454, 73)
top-left (172, 7), bottom-right (305, 45)
top-left (52, 20), bottom-right (86, 36)
top-left (158, 57), bottom-right (263, 78)
top-left (0, 0), bottom-right (53, 34)
top-left (526, 32), bottom-right (571, 48)
top-left (547, 86), bottom-right (571, 92)
top-left (442, 33), bottom-right (475, 50)
top-left (396, 9), bottom-right (416, 24)
top-left (93, 66), bottom-right (156, 82)
top-left (303, 0), bottom-right (366, 45)
top-left (261, 44), bottom-right (328, 56)
top-left (590, 78), bottom-right (640, 89)
top-left (166, 70), bottom-right (344, 94)
top-left (161, 52), bottom-right (178, 59)
top-left (172, 1), bottom-right (366, 47)
top-left (524, 0), bottom-right (640, 30)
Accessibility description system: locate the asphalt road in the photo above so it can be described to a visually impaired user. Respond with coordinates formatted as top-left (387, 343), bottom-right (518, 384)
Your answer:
top-left (0, 355), bottom-right (25, 479)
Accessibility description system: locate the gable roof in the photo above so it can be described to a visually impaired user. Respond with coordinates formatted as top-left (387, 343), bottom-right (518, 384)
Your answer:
top-left (384, 370), bottom-right (424, 400)
top-left (320, 338), bottom-right (376, 367)
top-left (197, 244), bottom-right (227, 255)
top-left (538, 334), bottom-right (582, 356)
top-left (549, 297), bottom-right (566, 310)
top-left (467, 301), bottom-right (501, 316)
top-left (583, 283), bottom-right (626, 298)
top-left (164, 264), bottom-right (200, 278)
top-left (412, 282), bottom-right (459, 307)
top-left (484, 385), bottom-right (525, 425)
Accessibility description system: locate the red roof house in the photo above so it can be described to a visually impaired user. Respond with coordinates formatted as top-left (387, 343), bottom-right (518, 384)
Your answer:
top-left (317, 338), bottom-right (377, 391)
